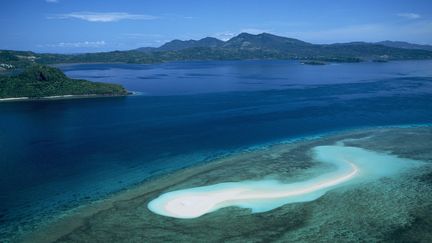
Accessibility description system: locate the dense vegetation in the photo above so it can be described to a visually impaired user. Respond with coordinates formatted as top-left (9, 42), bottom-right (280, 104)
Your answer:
top-left (300, 60), bottom-right (326, 65)
top-left (377, 40), bottom-right (432, 51)
top-left (2, 33), bottom-right (432, 69)
top-left (0, 50), bottom-right (38, 70)
top-left (0, 64), bottom-right (127, 99)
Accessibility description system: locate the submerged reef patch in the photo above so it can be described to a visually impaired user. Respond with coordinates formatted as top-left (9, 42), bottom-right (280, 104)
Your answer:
top-left (23, 127), bottom-right (432, 243)
top-left (148, 144), bottom-right (423, 219)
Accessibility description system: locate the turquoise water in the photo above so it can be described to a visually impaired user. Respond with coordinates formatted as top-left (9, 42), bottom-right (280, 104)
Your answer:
top-left (148, 144), bottom-right (423, 218)
top-left (1, 60), bottom-right (432, 239)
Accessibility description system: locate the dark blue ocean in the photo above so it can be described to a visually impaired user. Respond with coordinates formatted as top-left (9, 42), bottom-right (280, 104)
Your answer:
top-left (1, 60), bottom-right (432, 239)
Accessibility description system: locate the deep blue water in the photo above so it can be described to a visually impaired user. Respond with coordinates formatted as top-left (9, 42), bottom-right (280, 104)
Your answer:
top-left (59, 60), bottom-right (432, 95)
top-left (1, 60), bottom-right (432, 239)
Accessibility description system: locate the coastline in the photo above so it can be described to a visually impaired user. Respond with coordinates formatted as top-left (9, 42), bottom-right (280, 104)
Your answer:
top-left (41, 59), bottom-right (431, 69)
top-left (0, 93), bottom-right (133, 103)
top-left (20, 125), bottom-right (432, 243)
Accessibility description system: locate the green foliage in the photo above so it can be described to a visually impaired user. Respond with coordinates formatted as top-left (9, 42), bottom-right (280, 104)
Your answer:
top-left (300, 60), bottom-right (326, 65)
top-left (1, 33), bottom-right (432, 69)
top-left (0, 50), bottom-right (37, 68)
top-left (0, 64), bottom-right (127, 98)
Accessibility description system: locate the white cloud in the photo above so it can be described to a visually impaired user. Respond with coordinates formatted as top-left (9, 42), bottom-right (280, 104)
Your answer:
top-left (46, 0), bottom-right (59, 3)
top-left (161, 14), bottom-right (195, 20)
top-left (240, 28), bottom-right (271, 34)
top-left (212, 28), bottom-right (272, 41)
top-left (38, 41), bottom-right (106, 48)
top-left (286, 24), bottom-right (384, 43)
top-left (284, 21), bottom-right (432, 44)
top-left (48, 12), bottom-right (158, 22)
top-left (397, 13), bottom-right (421, 19)
top-left (213, 32), bottom-right (236, 41)
top-left (121, 33), bottom-right (163, 39)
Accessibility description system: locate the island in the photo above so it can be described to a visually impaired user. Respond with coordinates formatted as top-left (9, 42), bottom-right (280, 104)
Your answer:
top-left (2, 33), bottom-right (432, 68)
top-left (372, 59), bottom-right (389, 63)
top-left (300, 60), bottom-right (327, 65)
top-left (0, 64), bottom-right (128, 100)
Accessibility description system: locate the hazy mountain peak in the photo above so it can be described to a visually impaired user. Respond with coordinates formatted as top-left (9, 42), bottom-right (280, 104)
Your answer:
top-left (376, 40), bottom-right (432, 51)
top-left (156, 37), bottom-right (223, 51)
top-left (127, 32), bottom-right (432, 59)
top-left (224, 32), bottom-right (311, 50)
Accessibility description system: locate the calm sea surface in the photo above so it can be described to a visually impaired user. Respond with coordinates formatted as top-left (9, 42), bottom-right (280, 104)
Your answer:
top-left (1, 60), bottom-right (432, 239)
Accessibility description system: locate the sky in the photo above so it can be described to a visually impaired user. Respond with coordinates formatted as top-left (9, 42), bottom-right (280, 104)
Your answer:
top-left (1, 0), bottom-right (432, 53)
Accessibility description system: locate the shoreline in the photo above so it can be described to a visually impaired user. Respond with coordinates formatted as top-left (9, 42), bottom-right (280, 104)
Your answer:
top-left (20, 125), bottom-right (432, 243)
top-left (40, 59), bottom-right (432, 69)
top-left (0, 93), bottom-right (134, 103)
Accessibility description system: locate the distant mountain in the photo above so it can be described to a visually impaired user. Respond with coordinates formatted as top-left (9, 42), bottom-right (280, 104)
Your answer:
top-left (134, 47), bottom-right (157, 53)
top-left (376, 41), bottom-right (432, 51)
top-left (2, 33), bottom-right (432, 66)
top-left (316, 41), bottom-right (432, 60)
top-left (137, 37), bottom-right (224, 52)
top-left (139, 33), bottom-right (432, 61)
top-left (222, 32), bottom-right (312, 50)
top-left (136, 33), bottom-right (313, 53)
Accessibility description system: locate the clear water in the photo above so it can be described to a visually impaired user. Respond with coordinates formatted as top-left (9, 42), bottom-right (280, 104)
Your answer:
top-left (148, 145), bottom-right (423, 219)
top-left (1, 60), bottom-right (432, 239)
top-left (59, 60), bottom-right (432, 95)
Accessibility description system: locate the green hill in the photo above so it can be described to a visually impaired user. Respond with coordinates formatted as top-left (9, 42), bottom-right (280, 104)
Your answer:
top-left (376, 41), bottom-right (432, 51)
top-left (155, 37), bottom-right (224, 51)
top-left (0, 64), bottom-right (127, 99)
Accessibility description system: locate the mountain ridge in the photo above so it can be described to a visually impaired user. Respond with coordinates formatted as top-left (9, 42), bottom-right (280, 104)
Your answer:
top-left (375, 40), bottom-right (432, 51)
top-left (2, 32), bottom-right (432, 66)
top-left (135, 32), bottom-right (432, 53)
